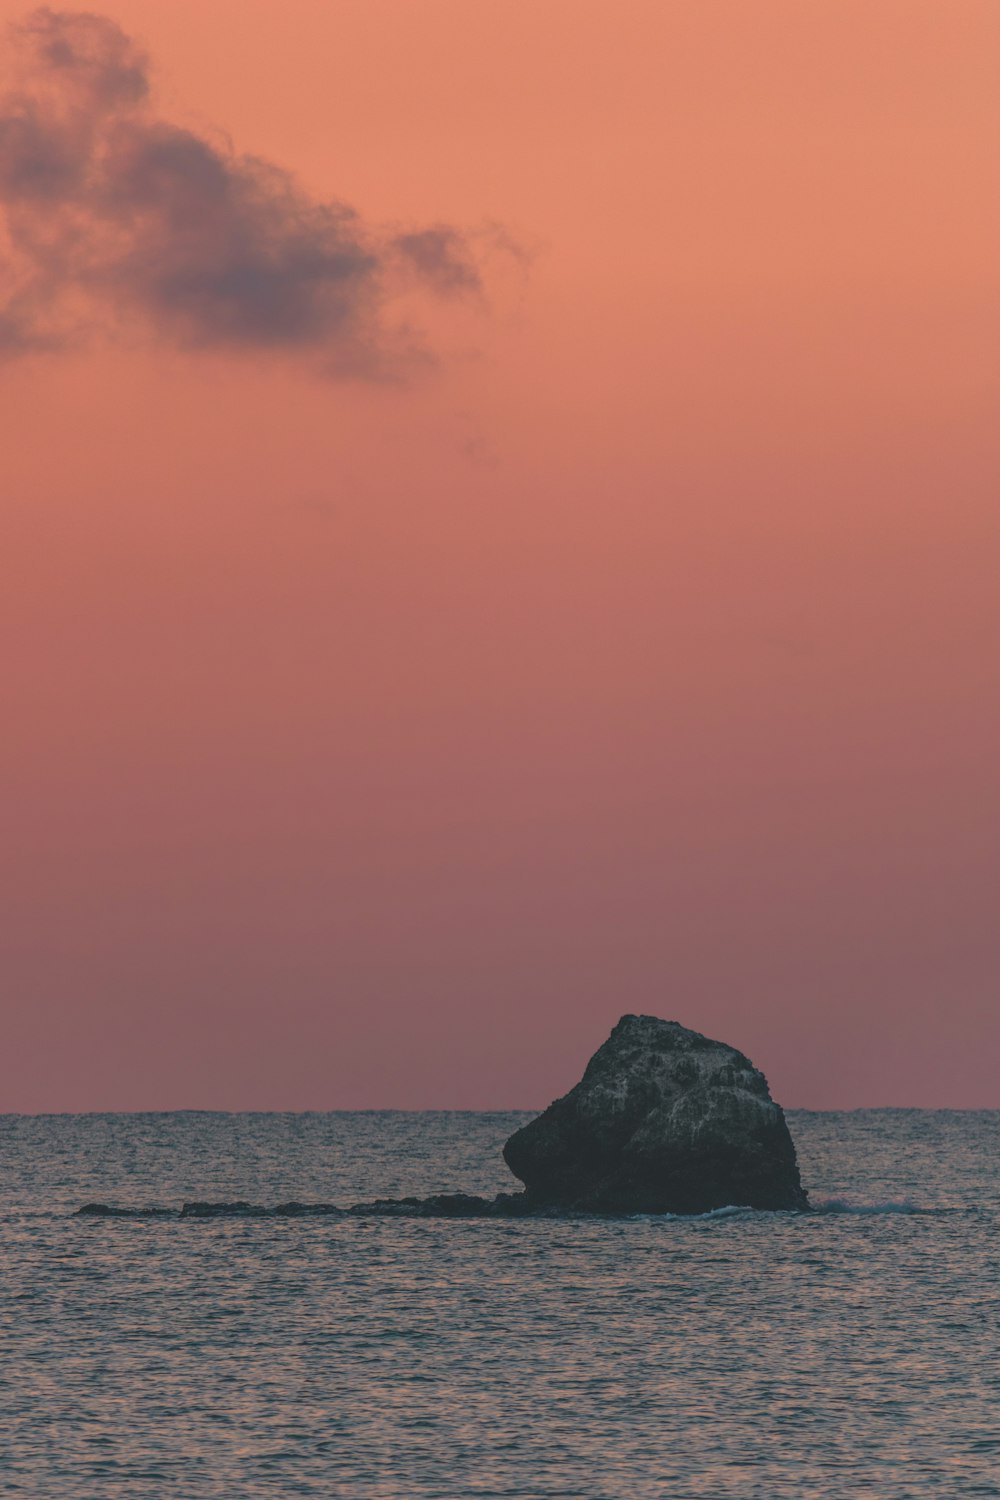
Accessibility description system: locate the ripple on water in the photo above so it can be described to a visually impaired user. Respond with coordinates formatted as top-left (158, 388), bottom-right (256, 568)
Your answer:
top-left (1, 1109), bottom-right (999, 1498)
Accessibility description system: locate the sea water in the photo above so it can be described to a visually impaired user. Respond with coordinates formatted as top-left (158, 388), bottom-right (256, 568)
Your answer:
top-left (1, 1109), bottom-right (998, 1497)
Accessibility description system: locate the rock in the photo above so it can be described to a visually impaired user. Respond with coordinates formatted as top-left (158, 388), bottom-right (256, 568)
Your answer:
top-left (346, 1192), bottom-right (537, 1219)
top-left (503, 1014), bottom-right (808, 1214)
top-left (180, 1200), bottom-right (256, 1217)
top-left (75, 1202), bottom-right (172, 1218)
top-left (347, 1193), bottom-right (497, 1218)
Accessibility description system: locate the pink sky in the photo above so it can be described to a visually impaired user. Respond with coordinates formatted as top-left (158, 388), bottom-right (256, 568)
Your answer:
top-left (2, 1), bottom-right (998, 1110)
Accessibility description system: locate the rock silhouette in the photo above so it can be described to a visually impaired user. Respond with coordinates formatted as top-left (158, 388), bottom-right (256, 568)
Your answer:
top-left (77, 1016), bottom-right (808, 1219)
top-left (503, 1014), bottom-right (808, 1213)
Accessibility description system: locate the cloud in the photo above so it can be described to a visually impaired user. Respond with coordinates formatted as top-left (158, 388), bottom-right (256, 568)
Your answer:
top-left (393, 228), bottom-right (483, 297)
top-left (0, 8), bottom-right (487, 373)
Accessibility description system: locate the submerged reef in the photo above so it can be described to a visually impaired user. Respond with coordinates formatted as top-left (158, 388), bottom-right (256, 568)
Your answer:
top-left (77, 1015), bottom-right (807, 1220)
top-left (77, 1193), bottom-right (541, 1221)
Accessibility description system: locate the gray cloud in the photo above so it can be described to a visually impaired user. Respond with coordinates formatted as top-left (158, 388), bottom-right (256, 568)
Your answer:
top-left (393, 228), bottom-right (483, 297)
top-left (0, 8), bottom-right (485, 371)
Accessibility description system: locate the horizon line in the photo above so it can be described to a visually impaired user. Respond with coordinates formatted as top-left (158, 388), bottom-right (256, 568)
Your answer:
top-left (3, 1103), bottom-right (999, 1119)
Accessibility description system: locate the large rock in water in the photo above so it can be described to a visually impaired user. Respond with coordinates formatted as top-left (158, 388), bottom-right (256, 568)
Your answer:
top-left (503, 1015), bottom-right (808, 1214)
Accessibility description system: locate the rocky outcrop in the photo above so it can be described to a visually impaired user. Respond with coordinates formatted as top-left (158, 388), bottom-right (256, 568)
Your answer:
top-left (344, 1192), bottom-right (535, 1218)
top-left (503, 1014), bottom-right (808, 1213)
top-left (77, 1016), bottom-right (808, 1220)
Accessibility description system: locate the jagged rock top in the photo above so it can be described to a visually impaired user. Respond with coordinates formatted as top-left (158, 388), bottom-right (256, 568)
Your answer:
top-left (503, 1014), bottom-right (808, 1214)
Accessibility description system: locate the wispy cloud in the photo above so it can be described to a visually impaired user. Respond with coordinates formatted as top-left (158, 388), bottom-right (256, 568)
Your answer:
top-left (0, 8), bottom-right (490, 374)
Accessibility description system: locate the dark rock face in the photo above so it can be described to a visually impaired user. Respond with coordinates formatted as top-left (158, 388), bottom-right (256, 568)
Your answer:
top-left (503, 1014), bottom-right (808, 1214)
top-left (346, 1192), bottom-right (535, 1219)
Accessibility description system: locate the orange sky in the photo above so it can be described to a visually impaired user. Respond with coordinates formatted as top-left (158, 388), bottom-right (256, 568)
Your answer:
top-left (2, 1), bottom-right (998, 1110)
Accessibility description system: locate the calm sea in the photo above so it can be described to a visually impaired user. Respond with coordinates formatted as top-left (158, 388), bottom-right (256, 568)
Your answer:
top-left (1, 1109), bottom-right (998, 1498)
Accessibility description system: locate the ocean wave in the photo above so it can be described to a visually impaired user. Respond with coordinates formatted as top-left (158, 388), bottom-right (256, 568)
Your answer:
top-left (810, 1199), bottom-right (950, 1216)
top-left (643, 1204), bottom-right (752, 1221)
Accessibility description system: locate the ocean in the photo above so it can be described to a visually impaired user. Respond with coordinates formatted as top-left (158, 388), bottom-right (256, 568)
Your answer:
top-left (1, 1109), bottom-right (998, 1497)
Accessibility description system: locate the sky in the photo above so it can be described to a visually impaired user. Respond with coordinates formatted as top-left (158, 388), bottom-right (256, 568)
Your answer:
top-left (1, 1), bottom-right (998, 1112)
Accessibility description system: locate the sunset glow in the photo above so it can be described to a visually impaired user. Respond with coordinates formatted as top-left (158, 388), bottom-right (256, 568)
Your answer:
top-left (3, 1), bottom-right (998, 1110)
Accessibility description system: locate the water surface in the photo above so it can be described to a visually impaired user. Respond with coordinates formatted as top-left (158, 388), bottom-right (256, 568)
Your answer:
top-left (2, 1110), bottom-right (998, 1497)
